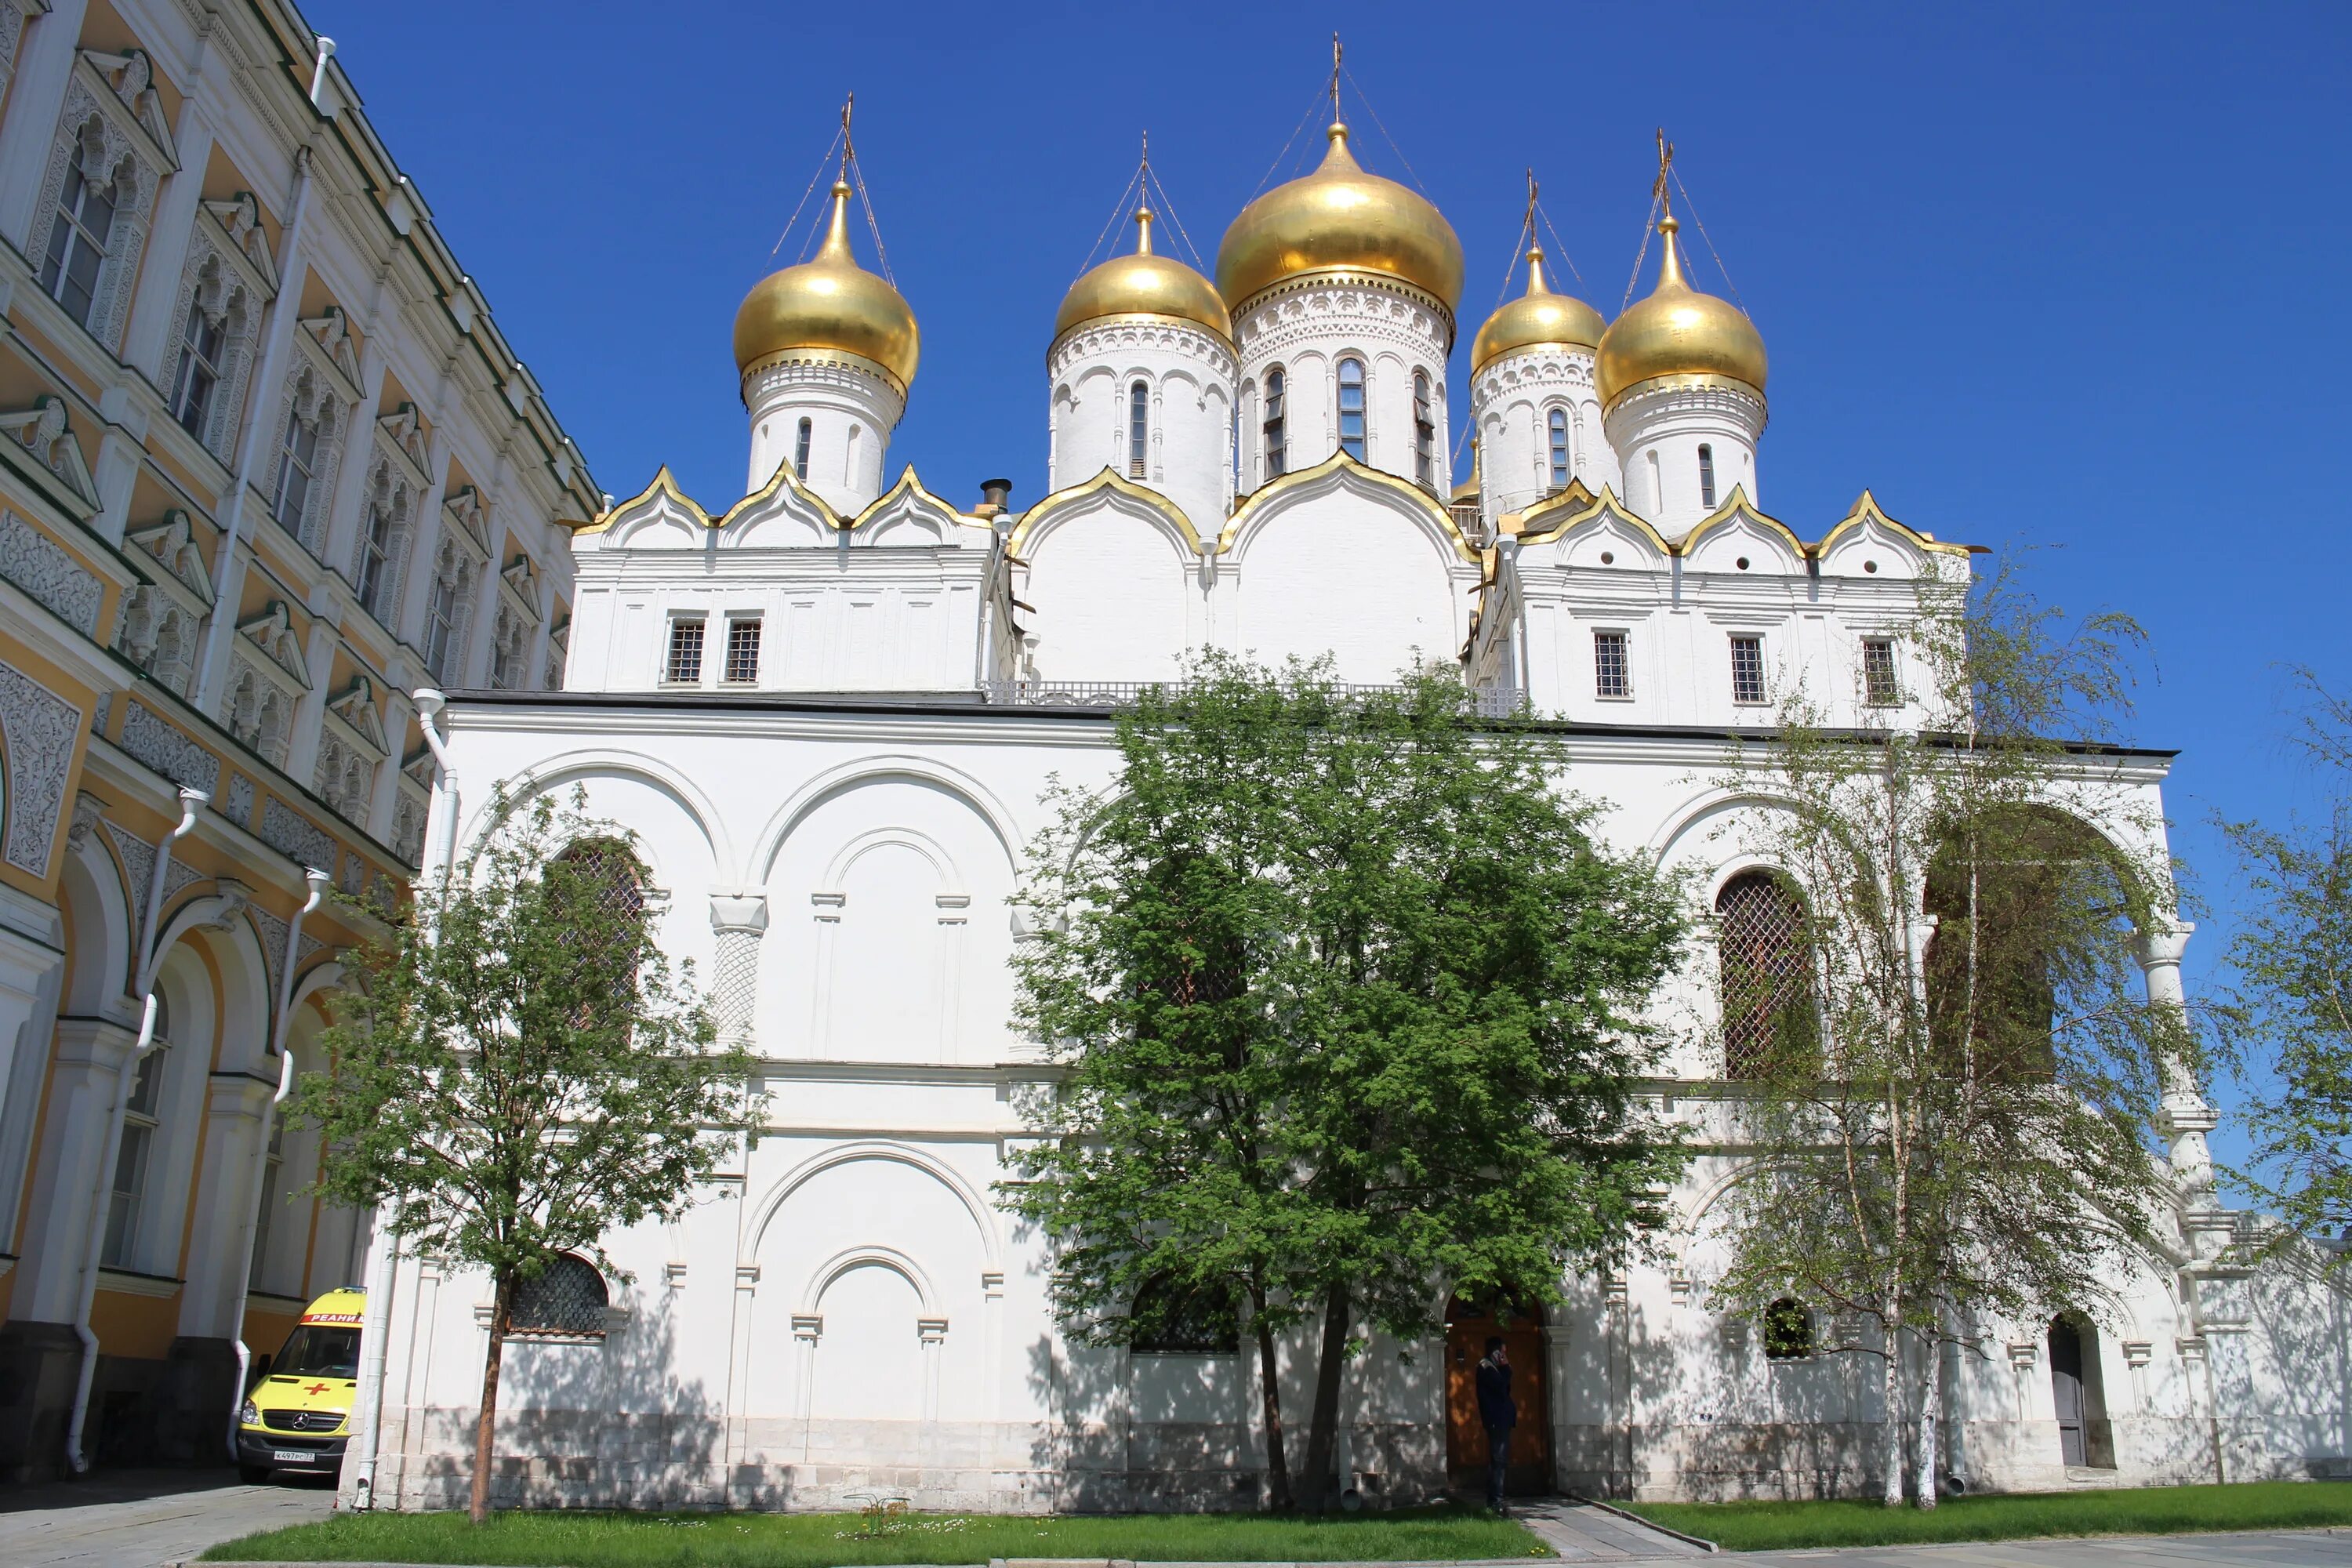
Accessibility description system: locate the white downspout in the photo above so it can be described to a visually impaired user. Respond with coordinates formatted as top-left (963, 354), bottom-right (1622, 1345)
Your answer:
top-left (348, 689), bottom-right (456, 1508)
top-left (66, 786), bottom-right (205, 1474)
top-left (225, 866), bottom-right (330, 1460)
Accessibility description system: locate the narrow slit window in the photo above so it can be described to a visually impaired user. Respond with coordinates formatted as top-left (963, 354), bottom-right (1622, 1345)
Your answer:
top-left (665, 618), bottom-right (706, 684)
top-left (1730, 633), bottom-right (1766, 705)
top-left (1698, 443), bottom-right (1718, 510)
top-left (724, 617), bottom-right (763, 684)
top-left (793, 418), bottom-right (812, 481)
top-left (1337, 358), bottom-right (1367, 462)
top-left (1548, 408), bottom-right (1570, 491)
top-left (1413, 372), bottom-right (1436, 490)
top-left (1593, 630), bottom-right (1632, 699)
top-left (1262, 368), bottom-right (1287, 480)
top-left (1129, 381), bottom-right (1149, 478)
top-left (1862, 637), bottom-right (1900, 706)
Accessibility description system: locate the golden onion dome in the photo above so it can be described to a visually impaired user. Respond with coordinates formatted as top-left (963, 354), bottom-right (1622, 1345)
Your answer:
top-left (1215, 122), bottom-right (1465, 315)
top-left (1469, 245), bottom-right (1606, 376)
top-left (1054, 207), bottom-right (1232, 345)
top-left (732, 179), bottom-right (920, 395)
top-left (1595, 214), bottom-right (1766, 409)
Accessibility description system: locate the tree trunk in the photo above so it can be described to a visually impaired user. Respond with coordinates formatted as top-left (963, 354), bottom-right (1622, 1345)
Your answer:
top-left (1250, 1294), bottom-right (1293, 1512)
top-left (1300, 1284), bottom-right (1352, 1515)
top-left (1881, 1311), bottom-right (1904, 1507)
top-left (1914, 1324), bottom-right (1942, 1510)
top-left (470, 1271), bottom-right (515, 1526)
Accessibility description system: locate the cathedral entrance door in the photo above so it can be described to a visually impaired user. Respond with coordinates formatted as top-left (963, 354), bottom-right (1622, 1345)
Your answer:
top-left (2049, 1315), bottom-right (2086, 1466)
top-left (1443, 1293), bottom-right (1550, 1497)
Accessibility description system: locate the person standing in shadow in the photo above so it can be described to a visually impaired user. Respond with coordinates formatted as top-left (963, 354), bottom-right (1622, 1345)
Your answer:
top-left (1476, 1335), bottom-right (1515, 1512)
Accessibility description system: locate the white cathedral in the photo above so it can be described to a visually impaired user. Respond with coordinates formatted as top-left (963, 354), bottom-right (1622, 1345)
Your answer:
top-left (352, 118), bottom-right (2351, 1513)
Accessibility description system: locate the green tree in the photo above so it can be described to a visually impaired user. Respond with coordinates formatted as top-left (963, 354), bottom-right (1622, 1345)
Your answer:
top-left (1005, 655), bottom-right (1687, 1512)
top-left (2218, 671), bottom-right (2352, 1244)
top-left (289, 789), bottom-right (753, 1523)
top-left (1706, 560), bottom-right (2187, 1508)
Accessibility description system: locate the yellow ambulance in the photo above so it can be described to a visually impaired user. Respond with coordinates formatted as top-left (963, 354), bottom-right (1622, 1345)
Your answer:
top-left (238, 1287), bottom-right (364, 1483)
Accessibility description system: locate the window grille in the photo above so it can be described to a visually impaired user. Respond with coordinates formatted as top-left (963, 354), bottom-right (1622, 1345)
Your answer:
top-left (1129, 1274), bottom-right (1239, 1354)
top-left (793, 417), bottom-right (811, 481)
top-left (1548, 408), bottom-right (1570, 491)
top-left (1698, 443), bottom-right (1718, 510)
top-left (1129, 381), bottom-right (1149, 478)
top-left (1716, 869), bottom-right (1813, 1078)
top-left (1730, 634), bottom-right (1766, 705)
top-left (724, 617), bottom-right (762, 684)
top-left (665, 619), bottom-right (705, 684)
top-left (1762, 1297), bottom-right (1813, 1359)
top-left (1862, 638), bottom-right (1900, 705)
top-left (171, 300), bottom-right (225, 440)
top-left (1593, 630), bottom-right (1632, 699)
top-left (1412, 372), bottom-right (1436, 490)
top-left (1337, 358), bottom-right (1366, 462)
top-left (1262, 368), bottom-right (1287, 479)
top-left (510, 1254), bottom-right (609, 1336)
top-left (42, 158), bottom-right (117, 328)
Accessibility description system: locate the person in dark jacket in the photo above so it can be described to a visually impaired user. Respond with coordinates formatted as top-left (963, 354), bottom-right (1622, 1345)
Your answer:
top-left (1475, 1336), bottom-right (1515, 1509)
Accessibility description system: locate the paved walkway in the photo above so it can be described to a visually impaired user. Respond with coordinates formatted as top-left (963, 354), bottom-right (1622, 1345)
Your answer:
top-left (0, 1468), bottom-right (333, 1568)
top-left (1727, 1530), bottom-right (2352, 1566)
top-left (1515, 1496), bottom-right (1713, 1559)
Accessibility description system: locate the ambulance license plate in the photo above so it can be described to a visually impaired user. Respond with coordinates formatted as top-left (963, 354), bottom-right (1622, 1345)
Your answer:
top-left (272, 1450), bottom-right (314, 1464)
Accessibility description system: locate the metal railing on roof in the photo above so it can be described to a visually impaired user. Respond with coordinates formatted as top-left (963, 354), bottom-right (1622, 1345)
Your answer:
top-left (981, 680), bottom-right (1525, 718)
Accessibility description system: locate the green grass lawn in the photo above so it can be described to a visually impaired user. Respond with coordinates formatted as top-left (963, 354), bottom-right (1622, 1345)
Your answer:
top-left (201, 1503), bottom-right (1550, 1565)
top-left (1624, 1479), bottom-right (2352, 1551)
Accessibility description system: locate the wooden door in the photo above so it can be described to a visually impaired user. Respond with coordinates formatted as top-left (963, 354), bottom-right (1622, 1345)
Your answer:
top-left (1443, 1294), bottom-right (1550, 1496)
top-left (2048, 1316), bottom-right (2086, 1466)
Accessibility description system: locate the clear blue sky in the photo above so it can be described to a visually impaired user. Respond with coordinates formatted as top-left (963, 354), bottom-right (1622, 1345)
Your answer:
top-left (307, 0), bottom-right (2350, 1170)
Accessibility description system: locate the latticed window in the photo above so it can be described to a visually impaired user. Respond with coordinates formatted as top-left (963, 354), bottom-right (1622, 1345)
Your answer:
top-left (1863, 638), bottom-right (1900, 706)
top-left (1730, 633), bottom-right (1767, 705)
top-left (552, 837), bottom-right (647, 1004)
top-left (1716, 869), bottom-right (1813, 1079)
top-left (1129, 380), bottom-right (1149, 478)
top-left (664, 618), bottom-right (704, 684)
top-left (1548, 408), bottom-right (1570, 490)
top-left (1762, 1297), bottom-right (1813, 1359)
top-left (1593, 630), bottom-right (1631, 699)
top-left (510, 1254), bottom-right (608, 1336)
top-left (1337, 358), bottom-right (1367, 462)
top-left (724, 617), bottom-right (762, 684)
top-left (1262, 368), bottom-right (1287, 479)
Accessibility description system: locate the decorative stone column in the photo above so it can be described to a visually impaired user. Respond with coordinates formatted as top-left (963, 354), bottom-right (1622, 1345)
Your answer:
top-left (2132, 920), bottom-right (2219, 1215)
top-left (707, 895), bottom-right (768, 1053)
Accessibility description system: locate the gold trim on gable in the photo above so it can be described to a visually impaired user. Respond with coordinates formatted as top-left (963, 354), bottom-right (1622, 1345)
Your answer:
top-left (1006, 466), bottom-right (1207, 557)
top-left (1813, 488), bottom-right (1976, 559)
top-left (1215, 451), bottom-right (1477, 564)
top-left (1675, 485), bottom-right (1807, 561)
top-left (565, 465), bottom-right (708, 538)
top-left (1512, 484), bottom-right (1675, 557)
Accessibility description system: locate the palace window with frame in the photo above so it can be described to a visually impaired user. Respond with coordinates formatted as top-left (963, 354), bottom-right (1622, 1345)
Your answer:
top-left (41, 149), bottom-right (120, 329)
top-left (1593, 629), bottom-right (1632, 699)
top-left (1549, 407), bottom-right (1571, 492)
top-left (272, 410), bottom-right (323, 537)
top-left (1862, 637), bottom-right (1900, 706)
top-left (664, 616), bottom-right (706, 684)
top-left (249, 1119), bottom-right (285, 1290)
top-left (422, 540), bottom-right (471, 685)
top-left (101, 1012), bottom-right (169, 1269)
top-left (1262, 367), bottom-right (1287, 480)
top-left (1337, 357), bottom-right (1367, 463)
top-left (724, 616), bottom-right (763, 684)
top-left (1730, 633), bottom-right (1767, 706)
top-left (169, 297), bottom-right (227, 441)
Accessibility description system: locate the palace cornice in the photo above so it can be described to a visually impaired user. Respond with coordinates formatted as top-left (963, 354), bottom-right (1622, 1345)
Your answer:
top-left (1047, 315), bottom-right (1236, 377)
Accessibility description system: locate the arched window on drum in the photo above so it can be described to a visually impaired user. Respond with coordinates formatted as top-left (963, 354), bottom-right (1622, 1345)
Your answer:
top-left (1715, 869), bottom-right (1816, 1079)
